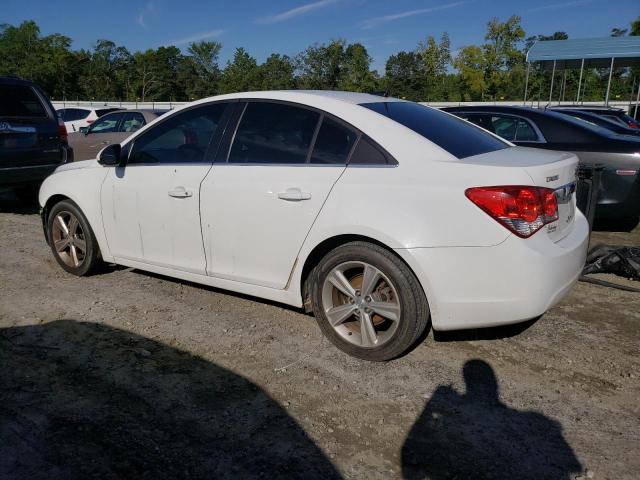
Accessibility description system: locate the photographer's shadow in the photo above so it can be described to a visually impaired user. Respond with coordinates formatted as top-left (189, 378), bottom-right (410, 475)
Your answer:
top-left (402, 360), bottom-right (582, 480)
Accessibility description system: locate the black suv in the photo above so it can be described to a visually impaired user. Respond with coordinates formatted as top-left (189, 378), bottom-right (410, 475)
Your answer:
top-left (0, 76), bottom-right (71, 200)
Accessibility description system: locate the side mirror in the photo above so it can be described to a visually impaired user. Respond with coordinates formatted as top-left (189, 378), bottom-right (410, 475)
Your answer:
top-left (79, 126), bottom-right (89, 135)
top-left (98, 144), bottom-right (122, 166)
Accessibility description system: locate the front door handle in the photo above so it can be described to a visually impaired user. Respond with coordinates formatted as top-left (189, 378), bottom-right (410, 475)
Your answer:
top-left (168, 186), bottom-right (193, 198)
top-left (278, 188), bottom-right (312, 201)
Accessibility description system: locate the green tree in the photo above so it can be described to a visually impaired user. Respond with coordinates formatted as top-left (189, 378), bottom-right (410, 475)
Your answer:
top-left (384, 51), bottom-right (424, 100)
top-left (417, 33), bottom-right (451, 100)
top-left (218, 48), bottom-right (261, 93)
top-left (259, 54), bottom-right (295, 90)
top-left (338, 43), bottom-right (377, 92)
top-left (296, 40), bottom-right (346, 89)
top-left (454, 46), bottom-right (486, 100)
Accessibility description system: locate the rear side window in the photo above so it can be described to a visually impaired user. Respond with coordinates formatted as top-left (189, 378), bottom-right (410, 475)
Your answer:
top-left (361, 102), bottom-right (508, 159)
top-left (120, 112), bottom-right (145, 133)
top-left (0, 85), bottom-right (47, 117)
top-left (129, 103), bottom-right (227, 164)
top-left (228, 102), bottom-right (319, 164)
top-left (310, 117), bottom-right (357, 165)
top-left (349, 137), bottom-right (391, 165)
top-left (59, 108), bottom-right (90, 121)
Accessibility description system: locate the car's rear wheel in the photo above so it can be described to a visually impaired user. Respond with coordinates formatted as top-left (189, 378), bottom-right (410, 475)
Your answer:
top-left (310, 241), bottom-right (429, 361)
top-left (47, 200), bottom-right (100, 276)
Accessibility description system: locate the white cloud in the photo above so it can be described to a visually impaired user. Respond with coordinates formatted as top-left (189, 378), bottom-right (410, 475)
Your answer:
top-left (166, 29), bottom-right (226, 46)
top-left (359, 1), bottom-right (471, 30)
top-left (256, 0), bottom-right (341, 25)
top-left (136, 1), bottom-right (155, 29)
top-left (525, 0), bottom-right (593, 13)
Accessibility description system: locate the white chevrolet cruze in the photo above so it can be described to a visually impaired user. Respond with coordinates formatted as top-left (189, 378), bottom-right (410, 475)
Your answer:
top-left (39, 91), bottom-right (589, 361)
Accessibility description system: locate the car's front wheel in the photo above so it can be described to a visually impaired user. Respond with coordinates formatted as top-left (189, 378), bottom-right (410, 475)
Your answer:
top-left (47, 199), bottom-right (101, 276)
top-left (310, 241), bottom-right (430, 361)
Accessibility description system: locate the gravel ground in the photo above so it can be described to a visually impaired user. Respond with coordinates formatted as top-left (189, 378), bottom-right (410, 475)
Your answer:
top-left (0, 190), bottom-right (638, 480)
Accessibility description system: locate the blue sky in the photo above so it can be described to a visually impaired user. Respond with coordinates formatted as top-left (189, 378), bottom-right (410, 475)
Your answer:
top-left (4, 0), bottom-right (639, 72)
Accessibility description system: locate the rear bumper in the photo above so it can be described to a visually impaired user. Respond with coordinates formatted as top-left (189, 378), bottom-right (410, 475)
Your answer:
top-left (396, 213), bottom-right (589, 331)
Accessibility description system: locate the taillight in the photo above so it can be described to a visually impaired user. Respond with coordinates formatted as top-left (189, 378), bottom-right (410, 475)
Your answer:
top-left (57, 117), bottom-right (68, 140)
top-left (86, 119), bottom-right (94, 124)
top-left (465, 186), bottom-right (559, 238)
top-left (627, 120), bottom-right (638, 129)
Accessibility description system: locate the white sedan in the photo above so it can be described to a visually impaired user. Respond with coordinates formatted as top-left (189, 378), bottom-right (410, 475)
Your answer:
top-left (39, 91), bottom-right (589, 361)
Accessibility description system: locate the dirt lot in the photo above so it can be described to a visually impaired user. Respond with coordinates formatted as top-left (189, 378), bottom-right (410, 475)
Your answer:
top-left (0, 189), bottom-right (638, 480)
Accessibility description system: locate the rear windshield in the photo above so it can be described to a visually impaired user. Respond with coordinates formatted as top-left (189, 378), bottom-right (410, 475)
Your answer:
top-left (96, 108), bottom-right (120, 117)
top-left (0, 84), bottom-right (47, 117)
top-left (360, 101), bottom-right (508, 159)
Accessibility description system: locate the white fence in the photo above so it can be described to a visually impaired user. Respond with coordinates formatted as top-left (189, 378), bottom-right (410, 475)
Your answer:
top-left (52, 99), bottom-right (637, 112)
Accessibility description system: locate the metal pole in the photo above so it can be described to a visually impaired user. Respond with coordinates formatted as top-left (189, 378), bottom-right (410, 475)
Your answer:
top-left (561, 69), bottom-right (566, 103)
top-left (548, 60), bottom-right (556, 105)
top-left (605, 57), bottom-right (614, 105)
top-left (634, 80), bottom-right (640, 119)
top-left (576, 58), bottom-right (584, 103)
top-left (523, 62), bottom-right (530, 105)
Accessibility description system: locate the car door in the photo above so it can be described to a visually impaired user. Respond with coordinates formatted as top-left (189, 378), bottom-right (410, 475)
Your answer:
top-left (71, 112), bottom-right (124, 160)
top-left (201, 101), bottom-right (358, 289)
top-left (100, 102), bottom-right (232, 274)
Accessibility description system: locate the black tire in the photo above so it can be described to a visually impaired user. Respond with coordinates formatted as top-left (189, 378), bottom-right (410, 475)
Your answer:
top-left (310, 241), bottom-right (430, 361)
top-left (47, 199), bottom-right (101, 276)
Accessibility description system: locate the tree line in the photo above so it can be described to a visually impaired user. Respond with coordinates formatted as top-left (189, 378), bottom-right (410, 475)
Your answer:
top-left (0, 16), bottom-right (638, 103)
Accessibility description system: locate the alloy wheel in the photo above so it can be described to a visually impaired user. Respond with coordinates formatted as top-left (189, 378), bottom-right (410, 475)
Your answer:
top-left (51, 211), bottom-right (87, 268)
top-left (321, 261), bottom-right (401, 348)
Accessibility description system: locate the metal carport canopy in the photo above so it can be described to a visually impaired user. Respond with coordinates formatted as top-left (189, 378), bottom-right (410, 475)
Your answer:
top-left (523, 36), bottom-right (640, 105)
top-left (526, 36), bottom-right (640, 69)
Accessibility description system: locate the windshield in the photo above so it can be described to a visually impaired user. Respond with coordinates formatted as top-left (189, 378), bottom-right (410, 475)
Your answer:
top-left (360, 101), bottom-right (509, 159)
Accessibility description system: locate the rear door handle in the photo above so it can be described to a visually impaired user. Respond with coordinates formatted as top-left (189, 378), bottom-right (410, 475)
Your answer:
top-left (168, 186), bottom-right (193, 198)
top-left (278, 188), bottom-right (312, 201)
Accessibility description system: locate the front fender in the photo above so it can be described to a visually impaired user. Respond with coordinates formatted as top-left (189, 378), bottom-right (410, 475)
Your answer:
top-left (39, 167), bottom-right (113, 262)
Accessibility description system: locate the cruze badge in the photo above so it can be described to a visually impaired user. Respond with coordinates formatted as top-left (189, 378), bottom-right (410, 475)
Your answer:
top-left (546, 174), bottom-right (559, 182)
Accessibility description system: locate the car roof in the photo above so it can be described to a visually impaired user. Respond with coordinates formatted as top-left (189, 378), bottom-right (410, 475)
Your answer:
top-left (195, 90), bottom-right (402, 106)
top-left (0, 76), bottom-right (39, 87)
top-left (550, 106), bottom-right (624, 112)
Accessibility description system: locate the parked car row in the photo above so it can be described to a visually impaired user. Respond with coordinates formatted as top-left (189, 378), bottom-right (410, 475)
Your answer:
top-left (442, 105), bottom-right (640, 229)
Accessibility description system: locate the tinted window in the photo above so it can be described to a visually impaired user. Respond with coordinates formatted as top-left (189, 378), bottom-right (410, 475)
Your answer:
top-left (0, 85), bottom-right (47, 117)
top-left (485, 115), bottom-right (539, 142)
top-left (89, 113), bottom-right (123, 133)
top-left (349, 137), bottom-right (390, 165)
top-left (120, 112), bottom-right (146, 133)
top-left (361, 102), bottom-right (508, 159)
top-left (59, 108), bottom-right (90, 121)
top-left (228, 102), bottom-right (319, 164)
top-left (129, 104), bottom-right (227, 164)
top-left (96, 108), bottom-right (120, 117)
top-left (310, 117), bottom-right (357, 164)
